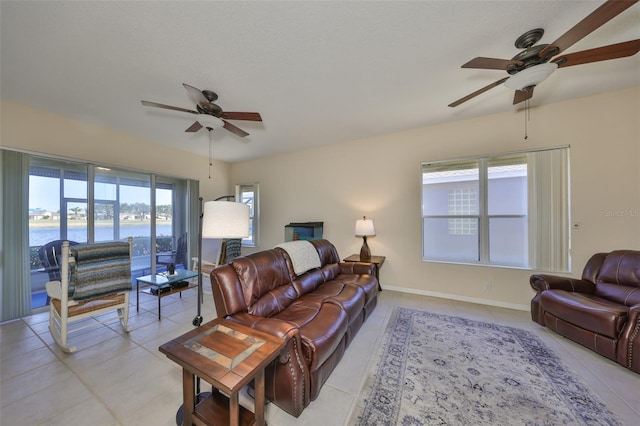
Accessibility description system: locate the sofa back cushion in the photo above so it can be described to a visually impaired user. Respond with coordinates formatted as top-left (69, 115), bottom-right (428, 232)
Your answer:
top-left (292, 269), bottom-right (326, 296)
top-left (230, 249), bottom-right (298, 318)
top-left (592, 250), bottom-right (640, 306)
top-left (310, 239), bottom-right (341, 265)
top-left (289, 240), bottom-right (345, 295)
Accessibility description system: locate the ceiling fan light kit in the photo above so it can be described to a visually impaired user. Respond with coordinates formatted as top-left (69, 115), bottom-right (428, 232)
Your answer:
top-left (449, 0), bottom-right (639, 107)
top-left (195, 114), bottom-right (225, 130)
top-left (504, 63), bottom-right (558, 91)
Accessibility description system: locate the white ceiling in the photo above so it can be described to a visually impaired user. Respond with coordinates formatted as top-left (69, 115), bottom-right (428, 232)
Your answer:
top-left (2, 1), bottom-right (639, 163)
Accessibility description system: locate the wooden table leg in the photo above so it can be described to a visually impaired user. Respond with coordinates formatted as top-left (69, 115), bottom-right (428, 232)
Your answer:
top-left (182, 369), bottom-right (194, 426)
top-left (254, 369), bottom-right (266, 426)
top-left (229, 391), bottom-right (239, 426)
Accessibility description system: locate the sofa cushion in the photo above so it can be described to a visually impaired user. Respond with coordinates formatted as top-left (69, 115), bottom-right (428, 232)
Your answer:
top-left (299, 281), bottom-right (365, 323)
top-left (250, 284), bottom-right (300, 318)
top-left (274, 301), bottom-right (348, 371)
top-left (541, 290), bottom-right (628, 338)
top-left (596, 250), bottom-right (640, 287)
top-left (293, 269), bottom-right (325, 296)
top-left (594, 283), bottom-right (640, 307)
top-left (332, 273), bottom-right (378, 304)
top-left (310, 239), bottom-right (341, 265)
top-left (230, 249), bottom-right (297, 317)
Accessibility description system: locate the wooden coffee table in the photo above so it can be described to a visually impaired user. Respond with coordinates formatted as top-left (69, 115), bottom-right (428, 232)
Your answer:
top-left (159, 318), bottom-right (285, 426)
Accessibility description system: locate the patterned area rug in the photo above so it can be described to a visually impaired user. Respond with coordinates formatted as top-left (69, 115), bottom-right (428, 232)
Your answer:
top-left (351, 307), bottom-right (620, 426)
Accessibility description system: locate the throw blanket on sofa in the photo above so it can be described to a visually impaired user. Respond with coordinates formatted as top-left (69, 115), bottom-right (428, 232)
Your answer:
top-left (275, 240), bottom-right (321, 275)
top-left (71, 241), bottom-right (132, 300)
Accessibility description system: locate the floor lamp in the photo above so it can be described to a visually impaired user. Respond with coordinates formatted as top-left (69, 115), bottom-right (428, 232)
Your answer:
top-left (177, 198), bottom-right (250, 425)
top-left (193, 198), bottom-right (250, 326)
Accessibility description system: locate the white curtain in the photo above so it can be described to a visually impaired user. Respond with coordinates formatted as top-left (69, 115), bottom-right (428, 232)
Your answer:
top-left (528, 147), bottom-right (570, 272)
top-left (1, 149), bottom-right (32, 320)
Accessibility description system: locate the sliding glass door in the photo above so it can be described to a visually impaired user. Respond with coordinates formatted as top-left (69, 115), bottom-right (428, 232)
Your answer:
top-left (28, 155), bottom-right (188, 309)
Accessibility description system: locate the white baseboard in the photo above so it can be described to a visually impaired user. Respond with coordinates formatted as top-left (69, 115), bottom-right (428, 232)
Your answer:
top-left (383, 285), bottom-right (530, 312)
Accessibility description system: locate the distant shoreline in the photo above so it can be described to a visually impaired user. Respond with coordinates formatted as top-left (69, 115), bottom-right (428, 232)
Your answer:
top-left (29, 219), bottom-right (172, 229)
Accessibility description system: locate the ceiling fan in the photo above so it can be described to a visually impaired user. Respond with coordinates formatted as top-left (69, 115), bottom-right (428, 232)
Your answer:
top-left (141, 83), bottom-right (262, 137)
top-left (449, 0), bottom-right (640, 108)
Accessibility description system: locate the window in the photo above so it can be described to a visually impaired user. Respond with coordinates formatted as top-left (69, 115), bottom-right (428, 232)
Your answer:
top-left (422, 147), bottom-right (570, 271)
top-left (235, 183), bottom-right (259, 247)
top-left (28, 155), bottom-right (191, 309)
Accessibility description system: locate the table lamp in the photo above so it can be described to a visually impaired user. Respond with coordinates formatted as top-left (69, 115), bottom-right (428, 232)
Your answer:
top-left (355, 216), bottom-right (375, 261)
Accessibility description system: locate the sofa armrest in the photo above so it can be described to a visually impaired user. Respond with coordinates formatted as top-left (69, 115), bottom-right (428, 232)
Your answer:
top-left (231, 312), bottom-right (299, 341)
top-left (529, 274), bottom-right (595, 325)
top-left (227, 312), bottom-right (309, 417)
top-left (617, 305), bottom-right (640, 373)
top-left (529, 274), bottom-right (595, 294)
top-left (339, 261), bottom-right (376, 276)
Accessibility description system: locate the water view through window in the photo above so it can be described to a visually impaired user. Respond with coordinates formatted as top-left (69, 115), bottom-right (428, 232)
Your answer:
top-left (28, 156), bottom-right (187, 309)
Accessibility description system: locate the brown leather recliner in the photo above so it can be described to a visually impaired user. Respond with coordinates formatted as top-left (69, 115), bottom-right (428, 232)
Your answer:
top-left (210, 239), bottom-right (378, 416)
top-left (530, 250), bottom-right (640, 373)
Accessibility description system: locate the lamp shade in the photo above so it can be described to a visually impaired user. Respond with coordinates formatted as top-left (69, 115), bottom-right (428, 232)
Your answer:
top-left (504, 63), bottom-right (558, 90)
top-left (202, 201), bottom-right (250, 238)
top-left (355, 218), bottom-right (375, 236)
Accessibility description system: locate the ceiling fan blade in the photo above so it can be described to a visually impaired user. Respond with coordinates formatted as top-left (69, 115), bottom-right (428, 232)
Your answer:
top-left (553, 39), bottom-right (640, 68)
top-left (182, 83), bottom-right (214, 113)
top-left (513, 88), bottom-right (534, 105)
top-left (185, 121), bottom-right (203, 132)
top-left (141, 100), bottom-right (198, 114)
top-left (539, 0), bottom-right (639, 58)
top-left (220, 112), bottom-right (263, 121)
top-left (448, 77), bottom-right (509, 107)
top-left (222, 120), bottom-right (250, 137)
top-left (462, 57), bottom-right (524, 70)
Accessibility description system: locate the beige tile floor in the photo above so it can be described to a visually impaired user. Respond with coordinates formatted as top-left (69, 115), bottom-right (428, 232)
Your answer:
top-left (1, 287), bottom-right (639, 425)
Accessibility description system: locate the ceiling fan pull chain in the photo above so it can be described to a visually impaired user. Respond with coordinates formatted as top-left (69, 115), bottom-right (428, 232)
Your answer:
top-left (524, 99), bottom-right (529, 140)
top-left (208, 129), bottom-right (213, 179)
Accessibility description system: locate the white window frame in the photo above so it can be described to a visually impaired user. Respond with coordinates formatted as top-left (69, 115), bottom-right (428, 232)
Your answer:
top-left (235, 183), bottom-right (259, 247)
top-left (422, 146), bottom-right (570, 271)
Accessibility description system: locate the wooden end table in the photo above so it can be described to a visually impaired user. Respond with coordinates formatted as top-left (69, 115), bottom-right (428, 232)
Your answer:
top-left (343, 254), bottom-right (385, 291)
top-left (159, 318), bottom-right (285, 426)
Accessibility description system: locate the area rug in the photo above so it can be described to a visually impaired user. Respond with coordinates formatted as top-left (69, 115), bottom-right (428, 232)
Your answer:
top-left (351, 307), bottom-right (620, 426)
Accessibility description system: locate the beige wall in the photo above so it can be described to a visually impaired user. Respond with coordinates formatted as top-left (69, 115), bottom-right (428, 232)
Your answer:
top-left (0, 101), bottom-right (231, 199)
top-left (231, 87), bottom-right (640, 310)
top-left (2, 89), bottom-right (638, 310)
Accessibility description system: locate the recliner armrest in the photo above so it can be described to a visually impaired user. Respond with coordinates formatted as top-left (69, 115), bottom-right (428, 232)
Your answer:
top-left (617, 305), bottom-right (640, 373)
top-left (339, 262), bottom-right (376, 276)
top-left (230, 312), bottom-right (300, 341)
top-left (530, 274), bottom-right (595, 294)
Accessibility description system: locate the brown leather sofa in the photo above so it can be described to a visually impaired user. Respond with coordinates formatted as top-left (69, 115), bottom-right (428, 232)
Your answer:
top-left (530, 250), bottom-right (640, 374)
top-left (210, 239), bottom-right (378, 416)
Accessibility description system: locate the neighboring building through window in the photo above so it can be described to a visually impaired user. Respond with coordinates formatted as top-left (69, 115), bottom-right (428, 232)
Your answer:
top-left (448, 187), bottom-right (478, 235)
top-left (422, 147), bottom-right (570, 271)
top-left (235, 183), bottom-right (259, 247)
